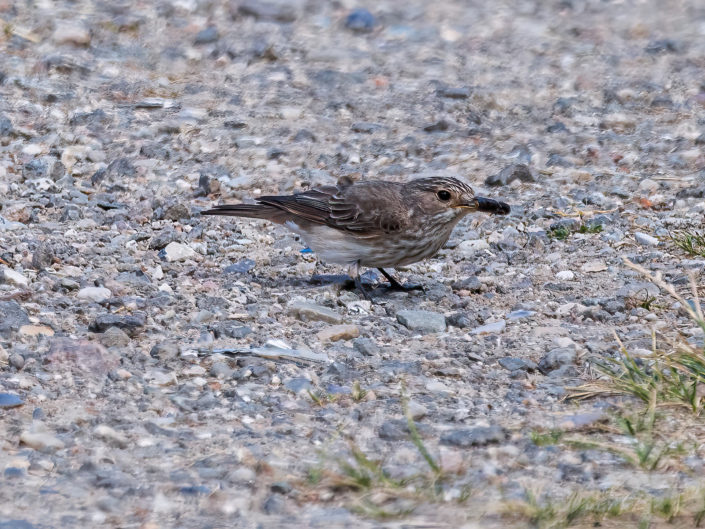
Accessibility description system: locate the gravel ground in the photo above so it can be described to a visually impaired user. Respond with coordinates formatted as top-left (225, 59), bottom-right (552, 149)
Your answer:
top-left (1, 0), bottom-right (705, 527)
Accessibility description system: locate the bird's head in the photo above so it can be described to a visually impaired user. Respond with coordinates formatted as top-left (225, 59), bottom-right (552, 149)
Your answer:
top-left (406, 176), bottom-right (480, 218)
top-left (406, 176), bottom-right (510, 223)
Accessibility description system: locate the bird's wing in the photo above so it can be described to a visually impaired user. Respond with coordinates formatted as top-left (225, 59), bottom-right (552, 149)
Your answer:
top-left (258, 182), bottom-right (408, 237)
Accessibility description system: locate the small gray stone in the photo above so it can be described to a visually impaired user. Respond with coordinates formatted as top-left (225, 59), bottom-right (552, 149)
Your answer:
top-left (224, 259), bottom-right (256, 274)
top-left (99, 327), bottom-right (131, 348)
top-left (396, 310), bottom-right (447, 333)
top-left (90, 313), bottom-right (146, 336)
top-left (284, 377), bottom-right (313, 393)
top-left (288, 302), bottom-right (343, 324)
top-left (20, 431), bottom-right (65, 452)
top-left (437, 86), bottom-right (471, 99)
top-left (150, 341), bottom-right (180, 360)
top-left (470, 320), bottom-right (506, 335)
top-left (344, 8), bottom-right (376, 32)
top-left (0, 393), bottom-right (24, 409)
top-left (194, 26), bottom-right (218, 44)
top-left (451, 276), bottom-right (482, 292)
top-left (236, 0), bottom-right (297, 22)
top-left (77, 286), bottom-right (112, 303)
top-left (160, 242), bottom-right (197, 262)
top-left (485, 164), bottom-right (536, 186)
top-left (164, 204), bottom-right (190, 221)
top-left (617, 281), bottom-right (660, 299)
top-left (262, 493), bottom-right (287, 514)
top-left (634, 232), bottom-right (659, 246)
top-left (9, 353), bottom-right (24, 370)
top-left (498, 357), bottom-right (536, 372)
top-left (351, 122), bottom-right (382, 133)
top-left (0, 301), bottom-right (29, 337)
top-left (353, 337), bottom-right (379, 356)
top-left (440, 425), bottom-right (505, 447)
top-left (210, 322), bottom-right (252, 339)
top-left (538, 347), bottom-right (576, 375)
top-left (31, 243), bottom-right (54, 270)
top-left (379, 419), bottom-right (432, 440)
top-left (210, 362), bottom-right (233, 378)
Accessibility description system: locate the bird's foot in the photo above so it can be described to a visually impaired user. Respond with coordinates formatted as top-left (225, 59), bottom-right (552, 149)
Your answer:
top-left (353, 275), bottom-right (374, 302)
top-left (377, 268), bottom-right (424, 292)
top-left (387, 281), bottom-right (424, 292)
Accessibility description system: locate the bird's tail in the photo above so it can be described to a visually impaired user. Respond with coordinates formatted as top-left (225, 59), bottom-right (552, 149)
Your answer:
top-left (201, 204), bottom-right (289, 223)
top-left (475, 196), bottom-right (510, 215)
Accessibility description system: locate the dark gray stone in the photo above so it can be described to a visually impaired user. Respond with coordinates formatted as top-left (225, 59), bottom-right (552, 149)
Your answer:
top-left (31, 243), bottom-right (54, 269)
top-left (0, 393), bottom-right (24, 409)
top-left (9, 353), bottom-right (24, 370)
top-left (397, 310), bottom-right (446, 333)
top-left (351, 122), bottom-right (382, 133)
top-left (210, 322), bottom-right (252, 339)
top-left (236, 0), bottom-right (297, 22)
top-left (0, 301), bottom-right (30, 337)
top-left (345, 8), bottom-right (376, 32)
top-left (353, 337), bottom-right (379, 356)
top-left (538, 347), bottom-right (576, 375)
top-left (498, 357), bottom-right (536, 372)
top-left (437, 86), bottom-right (471, 99)
top-left (150, 341), bottom-right (179, 359)
top-left (224, 259), bottom-right (255, 274)
top-left (485, 164), bottom-right (536, 186)
top-left (0, 114), bottom-right (13, 136)
top-left (194, 26), bottom-right (219, 44)
top-left (262, 493), bottom-right (287, 514)
top-left (440, 425), bottom-right (505, 447)
top-left (89, 313), bottom-right (146, 336)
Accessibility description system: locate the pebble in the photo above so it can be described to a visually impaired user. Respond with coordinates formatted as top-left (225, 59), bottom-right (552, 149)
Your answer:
top-left (99, 326), bottom-right (131, 348)
top-left (236, 0), bottom-right (297, 22)
top-left (440, 426), bottom-right (505, 447)
top-left (470, 320), bottom-right (506, 335)
top-left (456, 239), bottom-right (489, 256)
top-left (634, 232), bottom-right (659, 246)
top-left (317, 325), bottom-right (360, 342)
top-left (538, 347), bottom-right (576, 375)
top-left (580, 260), bottom-right (608, 273)
top-left (406, 400), bottom-right (428, 420)
top-left (9, 353), bottom-right (25, 370)
top-left (0, 393), bottom-right (24, 409)
top-left (20, 430), bottom-right (65, 452)
top-left (288, 301), bottom-right (343, 324)
top-left (89, 313), bottom-right (146, 336)
top-left (396, 310), bottom-right (447, 333)
top-left (485, 164), bottom-right (536, 186)
top-left (2, 268), bottom-right (29, 287)
top-left (77, 286), bottom-right (112, 303)
top-left (160, 242), bottom-right (198, 262)
top-left (224, 259), bottom-right (256, 274)
top-left (194, 26), bottom-right (218, 44)
top-left (52, 22), bottom-right (91, 46)
top-left (556, 270), bottom-right (575, 281)
top-left (94, 424), bottom-right (129, 448)
top-left (19, 324), bottom-right (54, 337)
top-left (497, 357), bottom-right (536, 372)
top-left (345, 8), bottom-right (376, 32)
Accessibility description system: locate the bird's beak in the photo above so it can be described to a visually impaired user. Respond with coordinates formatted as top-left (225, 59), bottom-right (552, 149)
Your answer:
top-left (455, 198), bottom-right (480, 211)
top-left (476, 196), bottom-right (511, 215)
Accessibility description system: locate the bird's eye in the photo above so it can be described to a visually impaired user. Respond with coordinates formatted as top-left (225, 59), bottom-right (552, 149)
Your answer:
top-left (437, 190), bottom-right (452, 201)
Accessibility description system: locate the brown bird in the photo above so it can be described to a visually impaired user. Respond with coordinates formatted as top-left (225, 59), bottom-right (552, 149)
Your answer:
top-left (202, 176), bottom-right (510, 298)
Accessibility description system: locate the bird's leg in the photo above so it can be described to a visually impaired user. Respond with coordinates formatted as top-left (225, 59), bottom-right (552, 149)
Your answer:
top-left (353, 274), bottom-right (373, 301)
top-left (377, 268), bottom-right (424, 291)
top-left (349, 262), bottom-right (373, 301)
